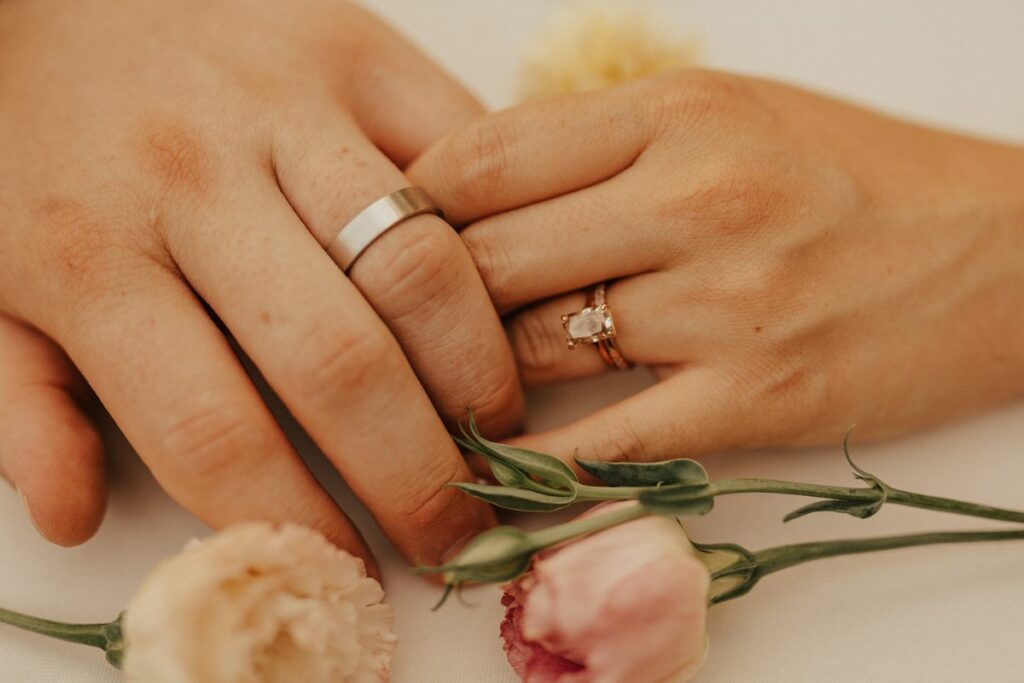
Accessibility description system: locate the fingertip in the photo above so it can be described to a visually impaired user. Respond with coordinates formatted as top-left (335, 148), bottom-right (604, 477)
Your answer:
top-left (20, 482), bottom-right (106, 547)
top-left (313, 515), bottom-right (381, 582)
top-left (404, 481), bottom-right (497, 570)
top-left (12, 400), bottom-right (107, 546)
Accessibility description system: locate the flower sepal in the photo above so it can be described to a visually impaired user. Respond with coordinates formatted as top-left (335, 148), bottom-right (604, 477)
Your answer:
top-left (576, 457), bottom-right (709, 487)
top-left (450, 482), bottom-right (576, 512)
top-left (691, 541), bottom-right (761, 605)
top-left (456, 414), bottom-right (578, 492)
top-left (418, 526), bottom-right (536, 587)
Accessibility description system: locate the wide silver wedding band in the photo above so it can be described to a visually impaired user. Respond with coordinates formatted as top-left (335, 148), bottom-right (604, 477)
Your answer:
top-left (326, 187), bottom-right (443, 272)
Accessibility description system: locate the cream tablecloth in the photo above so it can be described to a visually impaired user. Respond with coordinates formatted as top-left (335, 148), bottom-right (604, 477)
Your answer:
top-left (2, 1), bottom-right (1023, 681)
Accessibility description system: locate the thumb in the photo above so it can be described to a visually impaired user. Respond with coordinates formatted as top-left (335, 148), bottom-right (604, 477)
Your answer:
top-left (0, 317), bottom-right (106, 546)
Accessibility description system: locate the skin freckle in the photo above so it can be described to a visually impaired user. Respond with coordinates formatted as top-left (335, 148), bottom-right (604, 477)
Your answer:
top-left (139, 122), bottom-right (212, 195)
top-left (35, 197), bottom-right (107, 278)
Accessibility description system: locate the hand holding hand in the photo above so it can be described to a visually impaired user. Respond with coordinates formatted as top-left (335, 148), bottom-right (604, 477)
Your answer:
top-left (411, 69), bottom-right (1024, 464)
top-left (0, 0), bottom-right (525, 567)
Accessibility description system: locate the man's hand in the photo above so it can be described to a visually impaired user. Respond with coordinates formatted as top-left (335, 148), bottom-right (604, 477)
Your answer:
top-left (0, 0), bottom-right (523, 570)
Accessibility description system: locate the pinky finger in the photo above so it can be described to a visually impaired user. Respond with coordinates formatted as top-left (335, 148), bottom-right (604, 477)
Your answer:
top-left (509, 367), bottom-right (761, 469)
top-left (0, 317), bottom-right (105, 546)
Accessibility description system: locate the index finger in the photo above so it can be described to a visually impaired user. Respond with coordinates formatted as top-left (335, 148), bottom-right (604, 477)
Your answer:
top-left (406, 79), bottom-right (654, 224)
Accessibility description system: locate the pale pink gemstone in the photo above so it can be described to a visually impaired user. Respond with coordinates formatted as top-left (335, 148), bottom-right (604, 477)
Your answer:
top-left (565, 305), bottom-right (612, 341)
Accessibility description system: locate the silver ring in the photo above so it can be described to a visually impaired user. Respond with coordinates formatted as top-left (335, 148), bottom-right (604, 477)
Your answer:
top-left (326, 187), bottom-right (443, 272)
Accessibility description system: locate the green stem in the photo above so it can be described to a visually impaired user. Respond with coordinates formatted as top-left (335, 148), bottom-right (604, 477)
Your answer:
top-left (752, 528), bottom-right (1024, 577)
top-left (575, 479), bottom-right (1024, 524)
top-left (714, 479), bottom-right (1024, 524)
top-left (708, 528), bottom-right (1024, 605)
top-left (0, 607), bottom-right (124, 668)
top-left (528, 501), bottom-right (649, 549)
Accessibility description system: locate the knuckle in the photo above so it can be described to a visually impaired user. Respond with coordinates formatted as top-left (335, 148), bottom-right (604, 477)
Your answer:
top-left (362, 221), bottom-right (464, 318)
top-left (461, 229), bottom-right (516, 305)
top-left (157, 406), bottom-right (264, 480)
top-left (443, 368), bottom-right (523, 435)
top-left (735, 353), bottom-right (830, 442)
top-left (291, 320), bottom-right (396, 403)
top-left (30, 196), bottom-right (157, 335)
top-left (36, 198), bottom-right (119, 284)
top-left (723, 259), bottom-right (784, 299)
top-left (136, 119), bottom-right (215, 197)
top-left (646, 69), bottom-right (751, 130)
top-left (661, 160), bottom-right (795, 237)
top-left (392, 456), bottom-right (464, 529)
top-left (436, 117), bottom-right (514, 218)
top-left (593, 415), bottom-right (649, 463)
top-left (509, 311), bottom-right (565, 376)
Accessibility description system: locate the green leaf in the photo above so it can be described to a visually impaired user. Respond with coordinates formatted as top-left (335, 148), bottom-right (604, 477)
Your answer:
top-left (576, 457), bottom-right (709, 487)
top-left (784, 429), bottom-right (891, 522)
top-left (637, 483), bottom-right (714, 516)
top-left (451, 483), bottom-right (574, 512)
top-left (843, 428), bottom-right (892, 497)
top-left (456, 432), bottom-right (539, 489)
top-left (455, 427), bottom-right (566, 495)
top-left (463, 414), bottom-right (578, 490)
top-left (783, 499), bottom-right (883, 523)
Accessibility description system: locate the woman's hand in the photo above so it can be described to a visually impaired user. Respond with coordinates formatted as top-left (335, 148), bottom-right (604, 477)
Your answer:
top-left (410, 69), bottom-right (1024, 464)
top-left (0, 0), bottom-right (524, 568)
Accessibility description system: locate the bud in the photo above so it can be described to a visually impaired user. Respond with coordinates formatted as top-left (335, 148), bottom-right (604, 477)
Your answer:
top-left (426, 526), bottom-right (537, 586)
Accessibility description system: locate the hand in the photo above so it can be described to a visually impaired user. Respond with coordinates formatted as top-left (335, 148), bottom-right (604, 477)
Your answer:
top-left (410, 69), bottom-right (1024, 464)
top-left (0, 0), bottom-right (524, 569)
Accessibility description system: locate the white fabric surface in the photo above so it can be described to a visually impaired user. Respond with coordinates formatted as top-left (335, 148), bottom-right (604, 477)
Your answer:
top-left (2, 1), bottom-right (1023, 681)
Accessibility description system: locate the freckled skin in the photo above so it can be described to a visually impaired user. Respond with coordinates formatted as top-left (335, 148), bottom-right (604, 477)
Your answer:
top-left (0, 0), bottom-right (517, 564)
top-left (409, 69), bottom-right (1024, 463)
top-left (35, 198), bottom-right (111, 284)
top-left (141, 124), bottom-right (213, 197)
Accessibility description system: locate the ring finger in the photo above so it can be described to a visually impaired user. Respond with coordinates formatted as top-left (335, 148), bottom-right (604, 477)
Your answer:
top-left (272, 112), bottom-right (523, 436)
top-left (508, 273), bottom-right (715, 386)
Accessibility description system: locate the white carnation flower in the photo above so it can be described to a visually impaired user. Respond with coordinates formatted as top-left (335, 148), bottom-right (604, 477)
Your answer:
top-left (123, 523), bottom-right (396, 683)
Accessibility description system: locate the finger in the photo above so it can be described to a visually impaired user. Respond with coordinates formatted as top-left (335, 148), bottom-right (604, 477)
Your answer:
top-left (273, 112), bottom-right (523, 437)
top-left (509, 272), bottom-right (707, 385)
top-left (507, 291), bottom-right (608, 386)
top-left (343, 8), bottom-right (486, 166)
top-left (407, 82), bottom-right (652, 224)
top-left (0, 317), bottom-right (105, 546)
top-left (41, 262), bottom-right (374, 569)
top-left (508, 369), bottom-right (758, 466)
top-left (166, 171), bottom-right (495, 566)
top-left (460, 173), bottom-right (671, 313)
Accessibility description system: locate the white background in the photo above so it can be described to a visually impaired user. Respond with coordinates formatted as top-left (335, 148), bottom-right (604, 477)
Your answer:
top-left (2, 1), bottom-right (1023, 681)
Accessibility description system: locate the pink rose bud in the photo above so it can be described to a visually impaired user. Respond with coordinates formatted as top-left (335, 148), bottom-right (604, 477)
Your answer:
top-left (500, 503), bottom-right (710, 683)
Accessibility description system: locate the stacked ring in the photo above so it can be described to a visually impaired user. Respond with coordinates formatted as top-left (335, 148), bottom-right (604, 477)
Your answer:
top-left (560, 282), bottom-right (632, 370)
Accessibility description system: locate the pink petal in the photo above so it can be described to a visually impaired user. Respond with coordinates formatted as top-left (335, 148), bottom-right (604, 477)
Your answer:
top-left (501, 583), bottom-right (585, 683)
